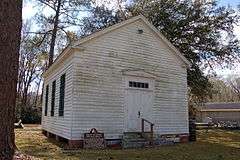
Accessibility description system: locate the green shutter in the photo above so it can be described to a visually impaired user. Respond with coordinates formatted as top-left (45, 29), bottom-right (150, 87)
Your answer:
top-left (45, 85), bottom-right (49, 116)
top-left (51, 80), bottom-right (56, 116)
top-left (59, 74), bottom-right (65, 116)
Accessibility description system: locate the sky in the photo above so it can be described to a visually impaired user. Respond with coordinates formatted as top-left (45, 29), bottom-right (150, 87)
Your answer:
top-left (218, 0), bottom-right (239, 6)
top-left (216, 0), bottom-right (240, 78)
top-left (22, 0), bottom-right (240, 18)
top-left (209, 0), bottom-right (240, 78)
top-left (22, 0), bottom-right (240, 79)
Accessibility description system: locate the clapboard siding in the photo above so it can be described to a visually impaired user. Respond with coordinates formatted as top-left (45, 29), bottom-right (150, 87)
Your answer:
top-left (41, 55), bottom-right (74, 139)
top-left (70, 19), bottom-right (188, 140)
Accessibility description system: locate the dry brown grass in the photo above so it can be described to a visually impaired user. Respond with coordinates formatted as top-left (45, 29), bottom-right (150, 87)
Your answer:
top-left (15, 126), bottom-right (240, 160)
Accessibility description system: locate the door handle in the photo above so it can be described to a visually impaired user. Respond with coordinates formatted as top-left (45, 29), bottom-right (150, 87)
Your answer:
top-left (138, 111), bottom-right (141, 118)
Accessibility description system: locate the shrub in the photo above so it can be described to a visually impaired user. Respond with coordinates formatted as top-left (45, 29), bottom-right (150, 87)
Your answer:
top-left (15, 104), bottom-right (41, 124)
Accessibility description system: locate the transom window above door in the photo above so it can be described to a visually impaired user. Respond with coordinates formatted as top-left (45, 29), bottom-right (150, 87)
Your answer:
top-left (123, 70), bottom-right (155, 90)
top-left (129, 81), bottom-right (149, 89)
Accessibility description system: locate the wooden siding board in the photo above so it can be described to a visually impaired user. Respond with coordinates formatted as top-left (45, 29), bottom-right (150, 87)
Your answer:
top-left (41, 55), bottom-right (74, 139)
top-left (70, 19), bottom-right (188, 139)
top-left (42, 19), bottom-right (188, 140)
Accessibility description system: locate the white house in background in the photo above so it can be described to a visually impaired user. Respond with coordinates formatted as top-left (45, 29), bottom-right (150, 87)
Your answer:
top-left (41, 15), bottom-right (190, 148)
top-left (196, 103), bottom-right (240, 124)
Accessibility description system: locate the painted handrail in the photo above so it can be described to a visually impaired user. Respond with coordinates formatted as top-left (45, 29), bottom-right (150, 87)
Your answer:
top-left (141, 118), bottom-right (154, 133)
top-left (141, 118), bottom-right (154, 145)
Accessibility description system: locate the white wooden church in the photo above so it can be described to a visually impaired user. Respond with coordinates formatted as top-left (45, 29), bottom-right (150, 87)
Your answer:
top-left (41, 15), bottom-right (190, 148)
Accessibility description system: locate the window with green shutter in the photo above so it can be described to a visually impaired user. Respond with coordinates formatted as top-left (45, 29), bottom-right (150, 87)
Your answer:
top-left (44, 85), bottom-right (49, 116)
top-left (51, 80), bottom-right (56, 116)
top-left (59, 74), bottom-right (65, 116)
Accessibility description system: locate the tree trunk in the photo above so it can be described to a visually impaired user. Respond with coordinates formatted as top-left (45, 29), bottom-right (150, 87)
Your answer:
top-left (0, 1), bottom-right (22, 159)
top-left (48, 0), bottom-right (61, 67)
top-left (21, 69), bottom-right (34, 106)
top-left (34, 79), bottom-right (41, 107)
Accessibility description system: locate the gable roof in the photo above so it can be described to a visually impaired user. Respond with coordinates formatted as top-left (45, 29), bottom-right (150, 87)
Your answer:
top-left (199, 103), bottom-right (240, 111)
top-left (44, 15), bottom-right (191, 77)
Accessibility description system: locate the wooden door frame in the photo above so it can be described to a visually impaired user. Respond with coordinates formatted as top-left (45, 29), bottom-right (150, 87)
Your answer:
top-left (123, 71), bottom-right (155, 132)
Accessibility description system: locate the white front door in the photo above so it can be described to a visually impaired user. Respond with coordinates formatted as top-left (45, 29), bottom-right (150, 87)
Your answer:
top-left (125, 79), bottom-right (154, 132)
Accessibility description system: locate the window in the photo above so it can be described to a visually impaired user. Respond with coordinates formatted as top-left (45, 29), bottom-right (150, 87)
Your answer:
top-left (44, 85), bottom-right (49, 116)
top-left (129, 81), bottom-right (149, 89)
top-left (51, 80), bottom-right (56, 116)
top-left (59, 74), bottom-right (65, 116)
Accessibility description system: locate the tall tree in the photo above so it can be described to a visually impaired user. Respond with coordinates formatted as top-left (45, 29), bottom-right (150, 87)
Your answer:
top-left (208, 78), bottom-right (240, 102)
top-left (18, 35), bottom-right (48, 106)
top-left (0, 0), bottom-right (22, 159)
top-left (17, 22), bottom-right (48, 123)
top-left (129, 0), bottom-right (240, 101)
top-left (81, 5), bottom-right (124, 36)
top-left (36, 0), bottom-right (91, 67)
top-left (228, 76), bottom-right (240, 100)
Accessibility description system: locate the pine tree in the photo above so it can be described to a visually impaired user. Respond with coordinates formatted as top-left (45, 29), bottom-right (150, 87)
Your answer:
top-left (0, 0), bottom-right (22, 159)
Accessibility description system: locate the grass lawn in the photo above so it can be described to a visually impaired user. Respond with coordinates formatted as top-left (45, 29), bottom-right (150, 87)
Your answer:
top-left (15, 125), bottom-right (240, 160)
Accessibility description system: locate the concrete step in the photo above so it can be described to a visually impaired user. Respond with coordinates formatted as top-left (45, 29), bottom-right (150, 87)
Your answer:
top-left (122, 140), bottom-right (150, 149)
top-left (122, 138), bottom-right (146, 142)
top-left (122, 132), bottom-right (153, 149)
top-left (141, 132), bottom-right (156, 140)
top-left (154, 138), bottom-right (174, 146)
top-left (123, 132), bottom-right (143, 139)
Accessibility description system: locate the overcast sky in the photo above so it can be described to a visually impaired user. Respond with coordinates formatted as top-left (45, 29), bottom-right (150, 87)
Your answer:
top-left (22, 0), bottom-right (240, 79)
